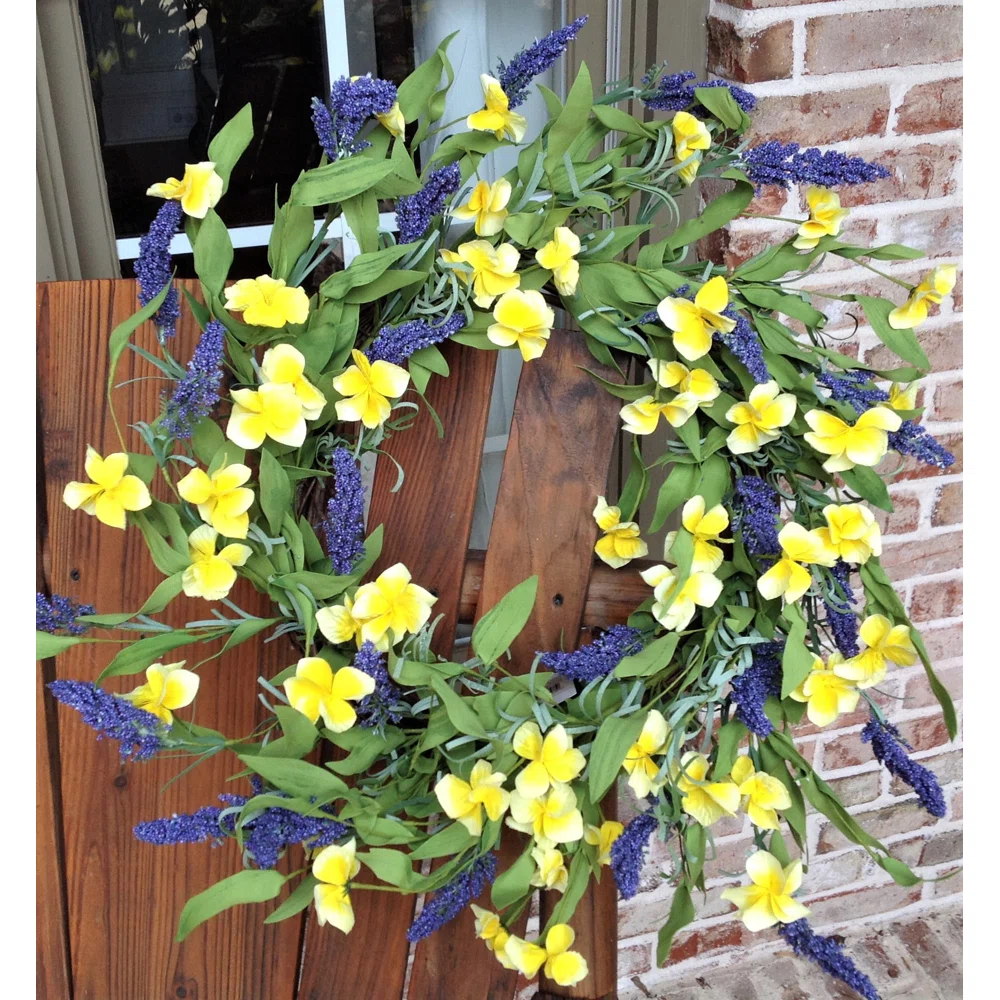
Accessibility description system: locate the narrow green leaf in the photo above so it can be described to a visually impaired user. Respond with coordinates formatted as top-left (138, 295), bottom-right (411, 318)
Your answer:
top-left (614, 633), bottom-right (679, 679)
top-left (208, 104), bottom-right (254, 195)
top-left (589, 712), bottom-right (647, 801)
top-left (176, 870), bottom-right (286, 942)
top-left (780, 604), bottom-right (814, 699)
top-left (656, 881), bottom-right (695, 966)
top-left (264, 875), bottom-right (318, 923)
top-left (258, 449), bottom-right (292, 535)
top-left (430, 675), bottom-right (489, 740)
top-left (471, 576), bottom-right (538, 665)
top-left (98, 630), bottom-right (203, 682)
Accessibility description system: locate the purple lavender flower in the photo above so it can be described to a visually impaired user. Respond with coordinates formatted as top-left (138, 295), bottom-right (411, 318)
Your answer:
top-left (538, 625), bottom-right (644, 684)
top-left (716, 311), bottom-right (770, 383)
top-left (352, 640), bottom-right (402, 730)
top-left (364, 314), bottom-right (466, 366)
top-left (243, 801), bottom-right (348, 869)
top-left (888, 420), bottom-right (955, 470)
top-left (741, 141), bottom-right (888, 191)
top-left (861, 717), bottom-right (946, 818)
top-left (641, 69), bottom-right (756, 116)
top-left (729, 641), bottom-right (783, 738)
top-left (134, 200), bottom-right (183, 339)
top-left (496, 16), bottom-right (588, 109)
top-left (162, 320), bottom-right (226, 439)
top-left (396, 163), bottom-right (462, 244)
top-left (48, 680), bottom-right (166, 761)
top-left (134, 803), bottom-right (235, 845)
top-left (312, 75), bottom-right (398, 161)
top-left (610, 812), bottom-right (658, 900)
top-left (778, 919), bottom-right (881, 1000)
top-left (322, 448), bottom-right (366, 575)
top-left (36, 593), bottom-right (96, 636)
top-left (731, 476), bottom-right (780, 557)
top-left (817, 370), bottom-right (890, 415)
top-left (824, 561), bottom-right (859, 658)
top-left (406, 853), bottom-right (498, 942)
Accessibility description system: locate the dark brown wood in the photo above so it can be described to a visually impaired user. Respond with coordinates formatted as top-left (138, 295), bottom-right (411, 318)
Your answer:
top-left (295, 340), bottom-right (499, 1000)
top-left (458, 551), bottom-right (654, 627)
top-left (38, 280), bottom-right (302, 1000)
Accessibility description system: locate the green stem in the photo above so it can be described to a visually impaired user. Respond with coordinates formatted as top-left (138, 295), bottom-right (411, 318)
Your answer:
top-left (853, 257), bottom-right (914, 289)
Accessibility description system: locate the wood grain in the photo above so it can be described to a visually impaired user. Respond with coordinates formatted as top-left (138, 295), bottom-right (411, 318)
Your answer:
top-left (38, 280), bottom-right (303, 1000)
top-left (295, 341), bottom-right (498, 999)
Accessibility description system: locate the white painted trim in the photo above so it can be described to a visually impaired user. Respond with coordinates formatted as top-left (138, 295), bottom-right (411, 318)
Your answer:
top-left (323, 1), bottom-right (351, 82)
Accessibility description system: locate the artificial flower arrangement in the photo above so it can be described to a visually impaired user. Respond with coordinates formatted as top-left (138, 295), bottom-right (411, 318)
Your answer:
top-left (37, 16), bottom-right (958, 997)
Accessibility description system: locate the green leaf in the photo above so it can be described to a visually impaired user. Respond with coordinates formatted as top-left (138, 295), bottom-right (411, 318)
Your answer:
top-left (191, 418), bottom-right (226, 466)
top-left (132, 512), bottom-right (190, 575)
top-left (272, 571), bottom-right (352, 601)
top-left (780, 604), bottom-right (814, 699)
top-left (694, 87), bottom-right (746, 130)
top-left (656, 881), bottom-right (695, 966)
top-left (650, 463), bottom-right (700, 533)
top-left (840, 465), bottom-right (893, 512)
top-left (665, 173), bottom-right (753, 250)
top-left (591, 104), bottom-right (653, 138)
top-left (36, 632), bottom-right (101, 659)
top-left (351, 812), bottom-right (415, 845)
top-left (833, 243), bottom-right (923, 262)
top-left (856, 295), bottom-right (930, 370)
top-left (238, 754), bottom-right (349, 800)
top-left (357, 848), bottom-right (418, 888)
top-left (471, 576), bottom-right (538, 665)
top-left (344, 269), bottom-right (427, 303)
top-left (107, 282), bottom-right (171, 399)
top-left (491, 842), bottom-right (536, 910)
top-left (614, 633), bottom-right (680, 679)
top-left (589, 712), bottom-right (647, 801)
top-left (430, 675), bottom-right (489, 740)
top-left (742, 286), bottom-right (825, 328)
top-left (397, 31), bottom-right (457, 122)
top-left (98, 630), bottom-right (203, 682)
top-left (409, 822), bottom-right (476, 861)
top-left (320, 247), bottom-right (413, 301)
top-left (193, 209), bottom-right (233, 300)
top-left (269, 199), bottom-right (316, 282)
top-left (208, 104), bottom-right (254, 195)
top-left (258, 449), bottom-right (292, 535)
top-left (544, 62), bottom-right (592, 173)
top-left (270, 705), bottom-right (319, 758)
top-left (264, 875), bottom-right (318, 923)
top-left (176, 869), bottom-right (286, 942)
top-left (542, 852), bottom-right (590, 931)
top-left (713, 718), bottom-right (748, 780)
top-left (290, 158), bottom-right (397, 207)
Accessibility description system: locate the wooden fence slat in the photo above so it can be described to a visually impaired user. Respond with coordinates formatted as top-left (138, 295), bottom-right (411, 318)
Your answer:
top-left (294, 341), bottom-right (498, 999)
top-left (38, 280), bottom-right (303, 1000)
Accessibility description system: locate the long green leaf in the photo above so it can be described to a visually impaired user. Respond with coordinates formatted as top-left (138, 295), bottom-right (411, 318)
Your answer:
top-left (176, 870), bottom-right (286, 942)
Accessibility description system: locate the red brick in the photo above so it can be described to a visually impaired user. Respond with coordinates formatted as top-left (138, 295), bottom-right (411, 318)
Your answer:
top-left (896, 714), bottom-right (952, 754)
top-left (865, 322), bottom-right (962, 373)
top-left (805, 9), bottom-right (962, 75)
top-left (707, 17), bottom-right (794, 82)
top-left (669, 920), bottom-right (746, 963)
top-left (904, 670), bottom-right (962, 712)
top-left (919, 623), bottom-right (962, 662)
top-left (823, 771), bottom-right (882, 808)
top-left (804, 881), bottom-right (923, 921)
top-left (929, 867), bottom-right (962, 897)
top-left (879, 530), bottom-right (962, 579)
top-left (893, 434), bottom-right (962, 482)
top-left (891, 749), bottom-right (962, 797)
top-left (817, 801), bottom-right (938, 854)
top-left (896, 78), bottom-right (963, 136)
top-left (829, 143), bottom-right (961, 208)
top-left (931, 482), bottom-right (962, 527)
top-left (950, 787), bottom-right (962, 820)
top-left (873, 492), bottom-right (921, 535)
top-left (618, 941), bottom-right (652, 977)
top-left (749, 87), bottom-right (891, 145)
top-left (909, 578), bottom-right (962, 623)
top-left (715, 0), bottom-right (827, 7)
top-left (701, 177), bottom-right (788, 216)
top-left (820, 730), bottom-right (875, 772)
top-left (890, 207), bottom-right (963, 259)
top-left (951, 270), bottom-right (963, 311)
top-left (933, 379), bottom-right (962, 422)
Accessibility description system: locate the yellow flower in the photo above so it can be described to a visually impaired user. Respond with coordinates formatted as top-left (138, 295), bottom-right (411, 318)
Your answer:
top-left (675, 751), bottom-right (740, 827)
top-left (435, 760), bottom-right (510, 836)
top-left (316, 593), bottom-right (388, 650)
top-left (619, 394), bottom-right (698, 435)
top-left (62, 447), bottom-right (152, 530)
top-left (756, 523), bottom-right (837, 604)
top-left (593, 496), bottom-right (648, 569)
top-left (730, 755), bottom-right (792, 830)
top-left (332, 349), bottom-right (411, 429)
top-left (530, 845), bottom-right (569, 893)
top-left (803, 405), bottom-right (902, 472)
top-left (226, 383), bottom-right (307, 450)
top-left (888, 381), bottom-right (919, 411)
top-left (647, 359), bottom-right (720, 406)
top-left (664, 495), bottom-right (731, 573)
top-left (177, 462), bottom-right (254, 539)
top-left (640, 564), bottom-right (723, 632)
top-left (535, 227), bottom-right (581, 296)
top-left (224, 275), bottom-right (310, 328)
top-left (146, 161), bottom-right (222, 218)
top-left (815, 502), bottom-right (881, 564)
top-left (283, 657), bottom-right (375, 732)
top-left (504, 924), bottom-right (589, 987)
top-left (453, 178), bottom-right (512, 237)
top-left (721, 851), bottom-right (810, 932)
top-left (584, 820), bottom-right (624, 866)
top-left (313, 838), bottom-right (360, 934)
top-left (351, 562), bottom-right (437, 645)
top-left (261, 344), bottom-right (327, 419)
top-left (466, 74), bottom-right (527, 142)
top-left (671, 110), bottom-right (712, 186)
top-left (888, 264), bottom-right (958, 330)
top-left (789, 653), bottom-right (860, 726)
top-left (439, 240), bottom-right (520, 308)
top-left (471, 905), bottom-right (516, 969)
top-left (725, 381), bottom-right (797, 455)
top-left (125, 660), bottom-right (199, 725)
top-left (512, 722), bottom-right (586, 798)
top-left (833, 614), bottom-right (917, 689)
top-left (507, 782), bottom-right (584, 844)
top-left (793, 187), bottom-right (848, 251)
top-left (656, 276), bottom-right (736, 361)
top-left (376, 101), bottom-right (405, 139)
top-left (181, 524), bottom-right (252, 601)
top-left (622, 709), bottom-right (670, 798)
top-left (487, 289), bottom-right (555, 361)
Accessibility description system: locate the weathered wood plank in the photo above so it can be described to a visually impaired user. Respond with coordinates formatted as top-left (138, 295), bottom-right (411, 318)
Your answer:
top-left (295, 341), bottom-right (498, 999)
top-left (38, 280), bottom-right (302, 1000)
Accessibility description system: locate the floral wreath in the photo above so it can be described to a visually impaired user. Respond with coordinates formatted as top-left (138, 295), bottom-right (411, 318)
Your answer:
top-left (38, 16), bottom-right (958, 998)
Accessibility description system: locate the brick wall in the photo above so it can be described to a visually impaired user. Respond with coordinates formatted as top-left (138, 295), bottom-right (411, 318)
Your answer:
top-left (616, 2), bottom-right (963, 994)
